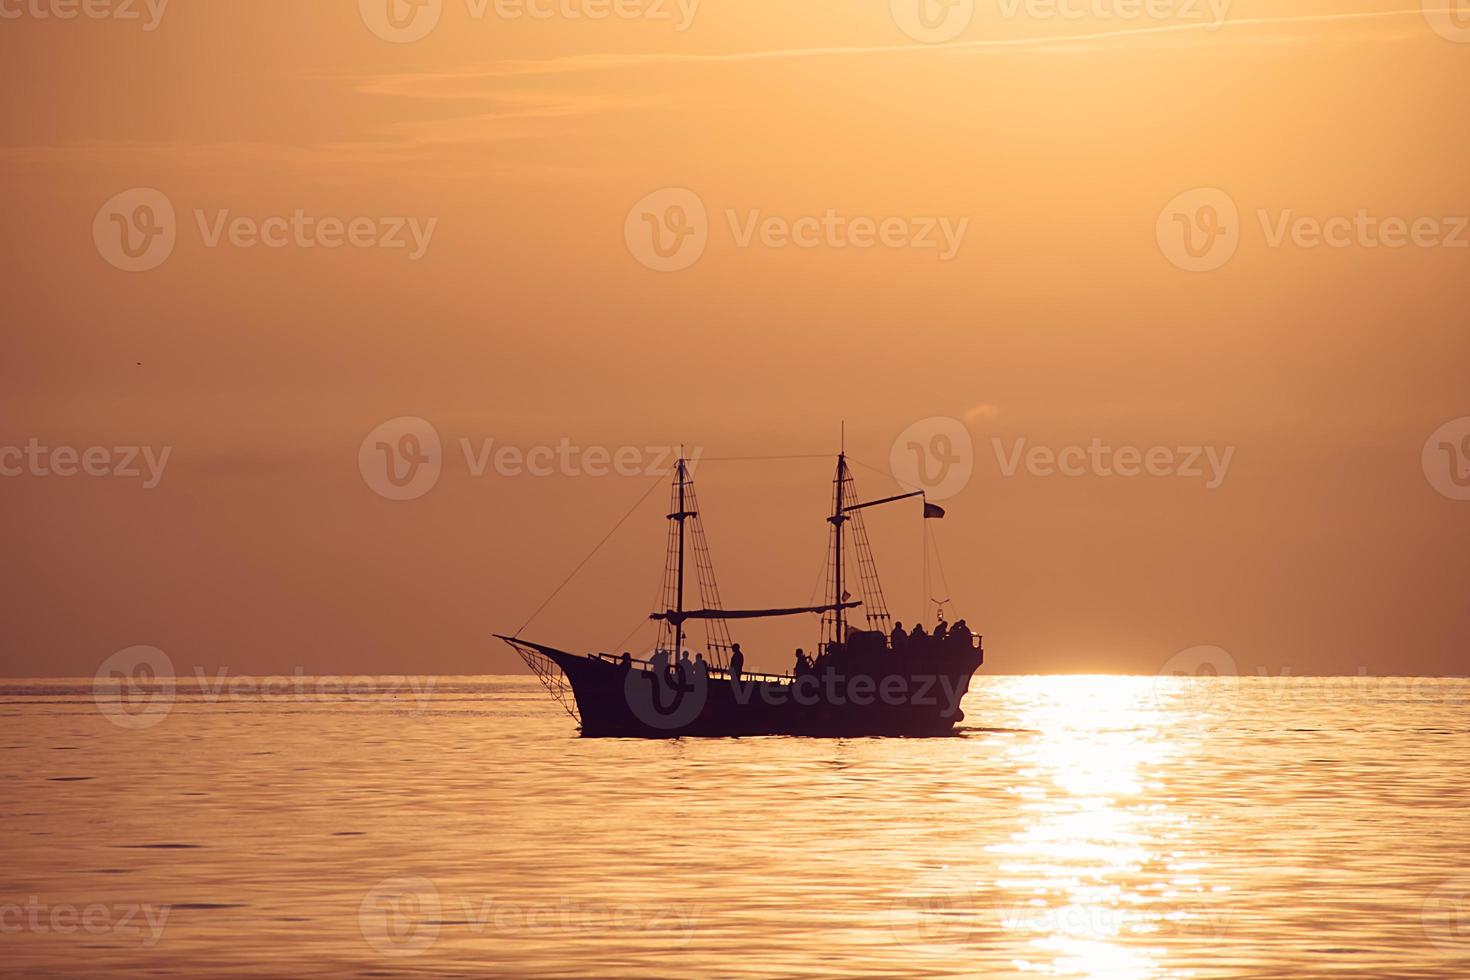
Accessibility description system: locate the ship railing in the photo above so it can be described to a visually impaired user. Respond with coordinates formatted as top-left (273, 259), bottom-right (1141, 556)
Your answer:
top-left (589, 638), bottom-right (981, 681)
top-left (589, 652), bottom-right (794, 685)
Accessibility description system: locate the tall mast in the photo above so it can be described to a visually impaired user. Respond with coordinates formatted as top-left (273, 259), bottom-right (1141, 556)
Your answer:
top-left (674, 455), bottom-right (688, 658)
top-left (831, 451), bottom-right (847, 646)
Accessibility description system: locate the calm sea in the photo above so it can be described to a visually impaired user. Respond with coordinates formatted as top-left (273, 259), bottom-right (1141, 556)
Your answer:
top-left (2, 675), bottom-right (1468, 978)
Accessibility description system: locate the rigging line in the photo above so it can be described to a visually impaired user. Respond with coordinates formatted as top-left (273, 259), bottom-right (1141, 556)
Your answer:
top-left (513, 473), bottom-right (666, 638)
top-left (807, 537), bottom-right (829, 605)
top-left (611, 616), bottom-right (652, 656)
top-left (693, 454), bottom-right (833, 462)
top-left (624, 556), bottom-right (668, 654)
top-left (927, 522), bottom-right (953, 607)
top-left (849, 456), bottom-right (925, 494)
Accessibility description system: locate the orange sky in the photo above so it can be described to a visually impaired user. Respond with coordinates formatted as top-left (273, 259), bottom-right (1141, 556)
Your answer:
top-left (2, 0), bottom-right (1467, 678)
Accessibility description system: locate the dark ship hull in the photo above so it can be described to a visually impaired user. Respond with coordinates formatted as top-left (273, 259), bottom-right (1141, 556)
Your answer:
top-left (503, 635), bottom-right (983, 738)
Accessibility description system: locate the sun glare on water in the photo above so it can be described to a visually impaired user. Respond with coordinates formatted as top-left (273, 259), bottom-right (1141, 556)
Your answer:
top-left (983, 676), bottom-right (1220, 978)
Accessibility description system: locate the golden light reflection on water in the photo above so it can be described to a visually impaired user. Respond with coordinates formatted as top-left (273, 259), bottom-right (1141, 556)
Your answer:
top-left (991, 676), bottom-right (1216, 979)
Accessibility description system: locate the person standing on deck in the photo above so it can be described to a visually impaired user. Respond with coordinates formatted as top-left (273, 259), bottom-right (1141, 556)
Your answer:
top-left (649, 648), bottom-right (670, 679)
top-left (728, 643), bottom-right (745, 684)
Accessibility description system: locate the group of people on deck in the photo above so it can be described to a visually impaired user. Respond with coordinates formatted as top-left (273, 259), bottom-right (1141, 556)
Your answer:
top-left (888, 616), bottom-right (974, 654)
top-left (641, 647), bottom-right (711, 682)
top-left (626, 617), bottom-right (974, 685)
top-left (788, 616), bottom-right (975, 677)
top-left (622, 643), bottom-right (750, 684)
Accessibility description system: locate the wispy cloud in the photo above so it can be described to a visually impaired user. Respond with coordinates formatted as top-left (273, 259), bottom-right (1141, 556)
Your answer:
top-left (358, 7), bottom-right (1448, 94)
top-left (4, 8), bottom-right (1446, 176)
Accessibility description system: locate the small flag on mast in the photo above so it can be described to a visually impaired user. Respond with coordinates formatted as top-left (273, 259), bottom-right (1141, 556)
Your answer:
top-left (923, 501), bottom-right (945, 519)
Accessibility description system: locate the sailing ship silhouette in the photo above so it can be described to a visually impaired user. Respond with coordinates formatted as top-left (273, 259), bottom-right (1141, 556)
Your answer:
top-left (499, 444), bottom-right (984, 737)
